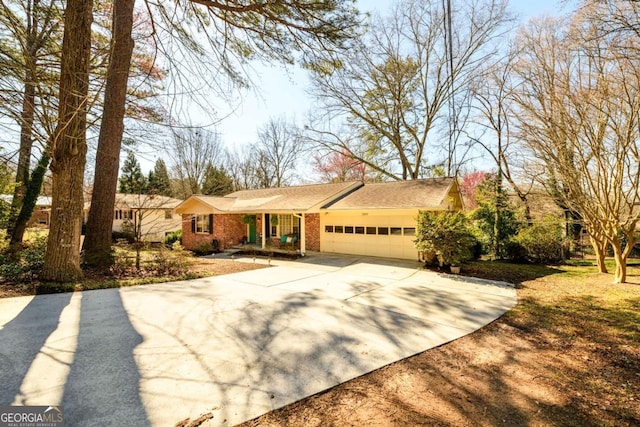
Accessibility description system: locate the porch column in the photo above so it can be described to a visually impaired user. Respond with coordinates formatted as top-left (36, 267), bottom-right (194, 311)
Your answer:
top-left (300, 213), bottom-right (306, 256)
top-left (261, 212), bottom-right (266, 249)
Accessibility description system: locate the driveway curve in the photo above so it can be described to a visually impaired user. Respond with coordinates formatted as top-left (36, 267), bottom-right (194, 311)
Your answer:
top-left (0, 254), bottom-right (516, 426)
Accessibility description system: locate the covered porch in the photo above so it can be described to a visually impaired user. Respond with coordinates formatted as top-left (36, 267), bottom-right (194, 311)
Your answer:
top-left (241, 212), bottom-right (308, 256)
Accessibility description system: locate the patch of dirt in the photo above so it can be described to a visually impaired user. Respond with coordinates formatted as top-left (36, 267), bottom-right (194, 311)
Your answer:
top-left (0, 258), bottom-right (267, 299)
top-left (189, 258), bottom-right (267, 276)
top-left (0, 283), bottom-right (36, 299)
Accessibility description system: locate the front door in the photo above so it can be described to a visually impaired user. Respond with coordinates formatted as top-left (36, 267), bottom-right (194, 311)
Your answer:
top-left (249, 221), bottom-right (257, 243)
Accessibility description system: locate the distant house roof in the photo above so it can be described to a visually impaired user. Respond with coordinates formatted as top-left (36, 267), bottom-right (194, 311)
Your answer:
top-left (0, 194), bottom-right (52, 206)
top-left (325, 178), bottom-right (458, 210)
top-left (176, 181), bottom-right (363, 214)
top-left (111, 193), bottom-right (183, 210)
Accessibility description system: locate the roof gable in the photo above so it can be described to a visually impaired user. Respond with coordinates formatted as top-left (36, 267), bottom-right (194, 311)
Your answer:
top-left (174, 195), bottom-right (233, 214)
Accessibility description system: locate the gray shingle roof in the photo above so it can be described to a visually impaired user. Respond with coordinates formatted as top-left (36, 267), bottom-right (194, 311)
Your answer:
top-left (113, 193), bottom-right (183, 209)
top-left (325, 178), bottom-right (456, 210)
top-left (190, 181), bottom-right (362, 213)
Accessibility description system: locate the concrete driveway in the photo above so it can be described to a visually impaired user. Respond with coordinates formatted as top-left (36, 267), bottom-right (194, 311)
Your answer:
top-left (0, 254), bottom-right (516, 426)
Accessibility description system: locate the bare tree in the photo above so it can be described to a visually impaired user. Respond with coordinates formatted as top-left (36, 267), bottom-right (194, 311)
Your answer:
top-left (513, 12), bottom-right (640, 283)
top-left (170, 128), bottom-right (224, 198)
top-left (306, 0), bottom-right (511, 181)
top-left (468, 47), bottom-right (534, 258)
top-left (115, 193), bottom-right (178, 269)
top-left (225, 146), bottom-right (260, 191)
top-left (254, 117), bottom-right (301, 187)
top-left (0, 0), bottom-right (62, 244)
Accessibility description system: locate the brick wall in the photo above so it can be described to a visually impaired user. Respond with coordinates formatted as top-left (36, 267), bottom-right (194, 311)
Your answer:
top-left (216, 214), bottom-right (247, 249)
top-left (181, 213), bottom-right (246, 251)
top-left (305, 213), bottom-right (320, 251)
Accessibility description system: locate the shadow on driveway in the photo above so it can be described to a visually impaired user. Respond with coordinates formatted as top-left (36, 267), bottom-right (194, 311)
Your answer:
top-left (0, 293), bottom-right (72, 405)
top-left (61, 289), bottom-right (150, 426)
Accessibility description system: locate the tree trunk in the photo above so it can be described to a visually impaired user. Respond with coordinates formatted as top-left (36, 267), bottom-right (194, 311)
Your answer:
top-left (611, 242), bottom-right (627, 284)
top-left (40, 0), bottom-right (92, 282)
top-left (10, 153), bottom-right (50, 246)
top-left (590, 235), bottom-right (608, 274)
top-left (6, 74), bottom-right (36, 238)
top-left (83, 0), bottom-right (135, 267)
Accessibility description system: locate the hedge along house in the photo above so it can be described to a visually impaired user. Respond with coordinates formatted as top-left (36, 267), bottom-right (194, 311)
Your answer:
top-left (174, 181), bottom-right (362, 254)
top-left (175, 177), bottom-right (463, 260)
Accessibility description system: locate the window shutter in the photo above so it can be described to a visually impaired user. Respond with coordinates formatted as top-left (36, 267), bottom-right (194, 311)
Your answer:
top-left (208, 214), bottom-right (214, 234)
top-left (191, 216), bottom-right (196, 233)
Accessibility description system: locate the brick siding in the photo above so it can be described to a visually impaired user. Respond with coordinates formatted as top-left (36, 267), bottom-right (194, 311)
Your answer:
top-left (305, 213), bottom-right (320, 251)
top-left (182, 213), bottom-right (246, 251)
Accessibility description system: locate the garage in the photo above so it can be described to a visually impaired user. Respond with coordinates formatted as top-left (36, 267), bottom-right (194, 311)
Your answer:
top-left (319, 179), bottom-right (463, 260)
top-left (320, 210), bottom-right (419, 260)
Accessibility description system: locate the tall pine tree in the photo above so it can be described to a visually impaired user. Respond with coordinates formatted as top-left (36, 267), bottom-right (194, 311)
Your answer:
top-left (147, 159), bottom-right (173, 196)
top-left (118, 151), bottom-right (147, 194)
top-left (201, 163), bottom-right (233, 196)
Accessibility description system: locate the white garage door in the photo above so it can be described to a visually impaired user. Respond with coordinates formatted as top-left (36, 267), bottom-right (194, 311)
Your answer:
top-left (320, 211), bottom-right (419, 260)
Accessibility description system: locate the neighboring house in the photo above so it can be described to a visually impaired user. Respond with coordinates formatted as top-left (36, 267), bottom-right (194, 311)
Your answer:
top-left (0, 194), bottom-right (53, 227)
top-left (84, 193), bottom-right (183, 242)
top-left (175, 178), bottom-right (463, 260)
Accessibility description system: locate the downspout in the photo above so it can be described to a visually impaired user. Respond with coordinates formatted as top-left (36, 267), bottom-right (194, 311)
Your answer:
top-left (292, 212), bottom-right (305, 256)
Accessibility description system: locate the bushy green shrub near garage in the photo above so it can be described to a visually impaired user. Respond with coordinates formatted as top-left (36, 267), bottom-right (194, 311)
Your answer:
top-left (513, 220), bottom-right (564, 264)
top-left (470, 174), bottom-right (523, 258)
top-left (415, 211), bottom-right (476, 267)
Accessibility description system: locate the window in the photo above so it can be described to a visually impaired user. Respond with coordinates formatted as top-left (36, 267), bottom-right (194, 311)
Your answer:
top-left (335, 225), bottom-right (344, 233)
top-left (279, 214), bottom-right (294, 236)
top-left (366, 227), bottom-right (377, 235)
top-left (116, 209), bottom-right (133, 220)
top-left (345, 226), bottom-right (354, 234)
top-left (403, 227), bottom-right (416, 236)
top-left (325, 225), bottom-right (334, 233)
top-left (378, 227), bottom-right (389, 235)
top-left (165, 210), bottom-right (173, 220)
top-left (271, 225), bottom-right (277, 236)
top-left (195, 214), bottom-right (211, 234)
top-left (355, 226), bottom-right (365, 234)
top-left (114, 209), bottom-right (131, 220)
top-left (390, 227), bottom-right (402, 236)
